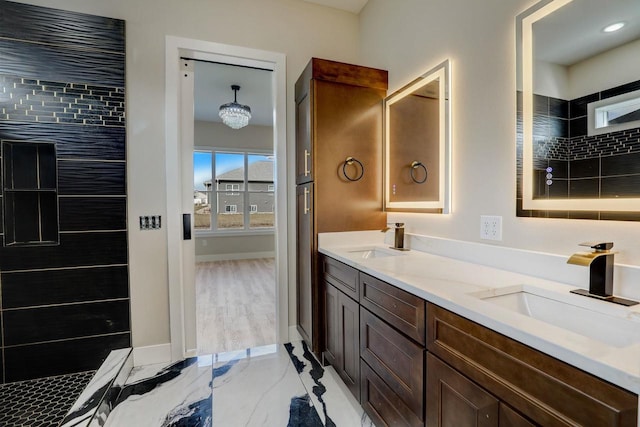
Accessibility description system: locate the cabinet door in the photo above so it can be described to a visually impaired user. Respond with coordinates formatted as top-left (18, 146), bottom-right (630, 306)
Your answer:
top-left (427, 353), bottom-right (499, 427)
top-left (323, 282), bottom-right (338, 367)
top-left (296, 183), bottom-right (314, 344)
top-left (295, 82), bottom-right (313, 185)
top-left (324, 283), bottom-right (360, 401)
top-left (337, 290), bottom-right (360, 401)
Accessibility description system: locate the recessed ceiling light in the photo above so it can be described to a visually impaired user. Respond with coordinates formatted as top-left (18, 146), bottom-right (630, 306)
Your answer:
top-left (603, 22), bottom-right (625, 33)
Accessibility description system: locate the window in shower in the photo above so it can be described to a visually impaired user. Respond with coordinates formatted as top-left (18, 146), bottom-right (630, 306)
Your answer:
top-left (2, 141), bottom-right (59, 246)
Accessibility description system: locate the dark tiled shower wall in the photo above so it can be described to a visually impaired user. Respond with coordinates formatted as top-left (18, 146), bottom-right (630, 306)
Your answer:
top-left (529, 80), bottom-right (640, 200)
top-left (0, 0), bottom-right (129, 383)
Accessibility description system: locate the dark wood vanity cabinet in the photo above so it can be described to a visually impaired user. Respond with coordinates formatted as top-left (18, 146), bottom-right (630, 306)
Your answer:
top-left (427, 303), bottom-right (638, 427)
top-left (320, 256), bottom-right (639, 427)
top-left (295, 58), bottom-right (388, 355)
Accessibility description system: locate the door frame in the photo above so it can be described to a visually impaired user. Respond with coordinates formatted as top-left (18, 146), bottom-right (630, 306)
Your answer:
top-left (165, 36), bottom-right (288, 360)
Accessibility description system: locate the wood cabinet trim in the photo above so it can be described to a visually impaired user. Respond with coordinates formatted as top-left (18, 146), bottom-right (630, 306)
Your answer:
top-left (427, 303), bottom-right (638, 427)
top-left (309, 57), bottom-right (388, 90)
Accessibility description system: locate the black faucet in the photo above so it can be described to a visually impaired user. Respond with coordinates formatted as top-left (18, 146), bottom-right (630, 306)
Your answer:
top-left (381, 222), bottom-right (409, 251)
top-left (567, 242), bottom-right (638, 306)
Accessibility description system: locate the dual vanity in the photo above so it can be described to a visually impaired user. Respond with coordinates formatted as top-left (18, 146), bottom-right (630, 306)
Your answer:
top-left (318, 232), bottom-right (640, 427)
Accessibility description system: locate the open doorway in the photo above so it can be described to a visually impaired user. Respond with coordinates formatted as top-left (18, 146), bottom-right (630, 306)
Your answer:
top-left (165, 37), bottom-right (287, 361)
top-left (192, 61), bottom-right (276, 354)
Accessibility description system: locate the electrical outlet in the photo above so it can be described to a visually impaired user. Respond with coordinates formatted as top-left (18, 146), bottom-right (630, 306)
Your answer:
top-left (480, 215), bottom-right (502, 241)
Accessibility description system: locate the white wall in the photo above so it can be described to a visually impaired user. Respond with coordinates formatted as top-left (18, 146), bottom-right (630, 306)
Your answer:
top-left (13, 0), bottom-right (361, 348)
top-left (359, 0), bottom-right (640, 269)
top-left (194, 121), bottom-right (275, 259)
top-left (195, 121), bottom-right (273, 151)
top-left (533, 60), bottom-right (569, 99)
top-left (569, 38), bottom-right (640, 100)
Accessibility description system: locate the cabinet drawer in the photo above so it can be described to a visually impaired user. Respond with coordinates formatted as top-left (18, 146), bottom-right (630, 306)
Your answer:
top-left (322, 256), bottom-right (359, 301)
top-left (360, 308), bottom-right (424, 421)
top-left (359, 273), bottom-right (425, 345)
top-left (427, 303), bottom-right (638, 427)
top-left (361, 360), bottom-right (423, 427)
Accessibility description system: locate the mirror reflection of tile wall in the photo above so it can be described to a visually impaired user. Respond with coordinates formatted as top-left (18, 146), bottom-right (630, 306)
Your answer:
top-left (517, 79), bottom-right (640, 220)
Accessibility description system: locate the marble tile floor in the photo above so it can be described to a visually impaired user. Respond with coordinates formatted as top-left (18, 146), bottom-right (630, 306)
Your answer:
top-left (99, 341), bottom-right (371, 426)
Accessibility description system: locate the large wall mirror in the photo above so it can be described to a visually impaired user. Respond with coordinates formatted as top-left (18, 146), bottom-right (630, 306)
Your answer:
top-left (517, 0), bottom-right (640, 220)
top-left (385, 60), bottom-right (451, 213)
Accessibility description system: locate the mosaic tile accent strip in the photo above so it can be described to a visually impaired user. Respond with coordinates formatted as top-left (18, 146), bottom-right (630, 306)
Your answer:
top-left (570, 128), bottom-right (640, 160)
top-left (533, 136), bottom-right (569, 161)
top-left (0, 75), bottom-right (125, 127)
top-left (0, 370), bottom-right (95, 427)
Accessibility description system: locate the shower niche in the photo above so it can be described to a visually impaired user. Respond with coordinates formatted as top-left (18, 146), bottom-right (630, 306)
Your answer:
top-left (2, 141), bottom-right (59, 246)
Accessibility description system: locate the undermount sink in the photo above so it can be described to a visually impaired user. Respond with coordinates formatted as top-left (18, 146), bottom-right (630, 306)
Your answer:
top-left (470, 285), bottom-right (640, 348)
top-left (346, 247), bottom-right (404, 259)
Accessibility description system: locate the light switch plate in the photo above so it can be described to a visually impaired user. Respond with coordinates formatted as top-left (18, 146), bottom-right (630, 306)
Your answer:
top-left (140, 215), bottom-right (161, 230)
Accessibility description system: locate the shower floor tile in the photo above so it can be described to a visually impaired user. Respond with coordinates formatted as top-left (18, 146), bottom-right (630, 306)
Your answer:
top-left (0, 371), bottom-right (95, 427)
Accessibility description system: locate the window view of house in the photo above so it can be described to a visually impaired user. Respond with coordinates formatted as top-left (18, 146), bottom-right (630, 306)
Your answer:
top-left (194, 150), bottom-right (274, 231)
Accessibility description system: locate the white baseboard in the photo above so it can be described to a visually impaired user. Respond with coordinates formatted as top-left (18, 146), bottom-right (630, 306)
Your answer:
top-left (132, 343), bottom-right (172, 367)
top-left (196, 251), bottom-right (275, 263)
top-left (288, 325), bottom-right (303, 342)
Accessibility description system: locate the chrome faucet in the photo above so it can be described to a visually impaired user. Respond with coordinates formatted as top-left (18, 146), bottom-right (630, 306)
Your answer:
top-left (567, 242), bottom-right (638, 306)
top-left (381, 222), bottom-right (409, 251)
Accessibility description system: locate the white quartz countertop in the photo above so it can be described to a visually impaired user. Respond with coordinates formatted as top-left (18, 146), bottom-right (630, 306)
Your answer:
top-left (318, 239), bottom-right (640, 395)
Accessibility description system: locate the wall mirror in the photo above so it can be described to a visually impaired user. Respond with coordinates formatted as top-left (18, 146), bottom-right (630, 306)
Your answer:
top-left (517, 0), bottom-right (640, 220)
top-left (385, 59), bottom-right (451, 213)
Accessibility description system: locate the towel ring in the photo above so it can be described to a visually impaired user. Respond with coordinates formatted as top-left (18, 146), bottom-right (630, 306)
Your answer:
top-left (410, 161), bottom-right (428, 184)
top-left (342, 157), bottom-right (364, 182)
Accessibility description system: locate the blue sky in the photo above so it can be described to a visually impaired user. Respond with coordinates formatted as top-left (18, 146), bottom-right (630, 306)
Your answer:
top-left (193, 152), bottom-right (273, 190)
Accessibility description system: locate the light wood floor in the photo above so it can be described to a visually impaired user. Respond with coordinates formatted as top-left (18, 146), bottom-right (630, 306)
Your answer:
top-left (196, 258), bottom-right (276, 354)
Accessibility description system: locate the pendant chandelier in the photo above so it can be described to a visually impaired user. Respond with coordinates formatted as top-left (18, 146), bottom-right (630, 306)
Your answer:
top-left (219, 84), bottom-right (252, 129)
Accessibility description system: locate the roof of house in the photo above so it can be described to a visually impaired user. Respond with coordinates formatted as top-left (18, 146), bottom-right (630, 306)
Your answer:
top-left (215, 160), bottom-right (274, 182)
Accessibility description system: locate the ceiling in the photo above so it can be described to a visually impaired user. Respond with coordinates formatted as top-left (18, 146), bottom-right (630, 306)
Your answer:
top-left (194, 60), bottom-right (273, 126)
top-left (534, 0), bottom-right (640, 66)
top-left (301, 0), bottom-right (369, 14)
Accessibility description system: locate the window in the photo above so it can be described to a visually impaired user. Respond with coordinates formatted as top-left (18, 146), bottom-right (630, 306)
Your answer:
top-left (225, 184), bottom-right (240, 194)
top-left (194, 149), bottom-right (274, 232)
top-left (588, 89), bottom-right (640, 136)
